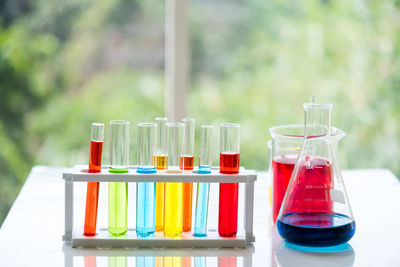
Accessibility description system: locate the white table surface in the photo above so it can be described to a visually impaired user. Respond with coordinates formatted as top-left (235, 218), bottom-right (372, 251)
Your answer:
top-left (0, 166), bottom-right (399, 267)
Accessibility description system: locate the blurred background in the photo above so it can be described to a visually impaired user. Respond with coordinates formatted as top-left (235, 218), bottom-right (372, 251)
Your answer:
top-left (0, 0), bottom-right (399, 226)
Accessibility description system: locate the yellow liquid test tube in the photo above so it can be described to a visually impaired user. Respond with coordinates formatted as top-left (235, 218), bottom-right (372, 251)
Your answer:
top-left (155, 117), bottom-right (168, 232)
top-left (164, 122), bottom-right (184, 238)
top-left (164, 182), bottom-right (183, 237)
top-left (164, 257), bottom-right (182, 267)
top-left (154, 155), bottom-right (167, 231)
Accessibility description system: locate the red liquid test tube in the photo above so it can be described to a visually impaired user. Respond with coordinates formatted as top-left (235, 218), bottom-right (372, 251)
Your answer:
top-left (84, 123), bottom-right (104, 236)
top-left (218, 123), bottom-right (240, 237)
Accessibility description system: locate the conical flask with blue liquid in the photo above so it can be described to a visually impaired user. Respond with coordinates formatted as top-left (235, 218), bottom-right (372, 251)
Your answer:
top-left (277, 102), bottom-right (355, 247)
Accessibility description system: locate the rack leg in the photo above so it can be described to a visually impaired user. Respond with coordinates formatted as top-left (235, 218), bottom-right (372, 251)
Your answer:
top-left (63, 177), bottom-right (73, 242)
top-left (244, 179), bottom-right (255, 243)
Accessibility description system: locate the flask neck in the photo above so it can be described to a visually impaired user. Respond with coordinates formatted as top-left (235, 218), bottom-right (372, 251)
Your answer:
top-left (303, 103), bottom-right (332, 139)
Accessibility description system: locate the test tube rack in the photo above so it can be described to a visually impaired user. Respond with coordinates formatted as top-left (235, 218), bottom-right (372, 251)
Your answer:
top-left (62, 165), bottom-right (256, 248)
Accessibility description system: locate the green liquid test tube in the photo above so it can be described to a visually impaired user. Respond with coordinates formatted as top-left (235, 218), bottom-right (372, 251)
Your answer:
top-left (108, 120), bottom-right (129, 236)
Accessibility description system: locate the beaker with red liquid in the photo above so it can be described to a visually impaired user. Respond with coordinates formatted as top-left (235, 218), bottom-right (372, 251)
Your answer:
top-left (219, 123), bottom-right (240, 237)
top-left (84, 123), bottom-right (104, 236)
top-left (268, 125), bottom-right (345, 223)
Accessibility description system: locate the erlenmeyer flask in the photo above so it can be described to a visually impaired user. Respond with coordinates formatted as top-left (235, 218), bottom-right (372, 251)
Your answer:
top-left (277, 103), bottom-right (355, 247)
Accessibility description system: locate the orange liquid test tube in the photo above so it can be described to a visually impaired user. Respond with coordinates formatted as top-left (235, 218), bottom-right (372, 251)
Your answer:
top-left (181, 156), bottom-right (194, 232)
top-left (84, 123), bottom-right (104, 236)
top-left (155, 117), bottom-right (168, 231)
top-left (182, 118), bottom-right (195, 232)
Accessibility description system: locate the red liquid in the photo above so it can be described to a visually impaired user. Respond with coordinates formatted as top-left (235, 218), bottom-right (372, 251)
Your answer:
top-left (182, 256), bottom-right (191, 267)
top-left (220, 153), bottom-right (240, 174)
top-left (219, 153), bottom-right (240, 237)
top-left (218, 257), bottom-right (237, 267)
top-left (89, 141), bottom-right (103, 172)
top-left (283, 156), bottom-right (333, 220)
top-left (180, 156), bottom-right (194, 232)
top-left (272, 156), bottom-right (296, 223)
top-left (180, 156), bottom-right (194, 170)
top-left (84, 140), bottom-right (103, 236)
top-left (84, 256), bottom-right (97, 267)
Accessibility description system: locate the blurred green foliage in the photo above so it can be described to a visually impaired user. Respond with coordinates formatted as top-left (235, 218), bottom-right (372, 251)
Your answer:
top-left (0, 0), bottom-right (399, 226)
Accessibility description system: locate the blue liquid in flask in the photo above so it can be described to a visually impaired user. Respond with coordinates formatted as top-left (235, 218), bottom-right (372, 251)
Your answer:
top-left (277, 212), bottom-right (355, 247)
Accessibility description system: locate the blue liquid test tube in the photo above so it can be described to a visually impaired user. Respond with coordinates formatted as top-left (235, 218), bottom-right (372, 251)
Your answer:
top-left (136, 123), bottom-right (157, 237)
top-left (194, 125), bottom-right (214, 237)
top-left (195, 257), bottom-right (206, 267)
top-left (136, 256), bottom-right (155, 267)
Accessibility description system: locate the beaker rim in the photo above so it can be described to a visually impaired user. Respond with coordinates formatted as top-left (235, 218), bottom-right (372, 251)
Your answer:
top-left (269, 124), bottom-right (345, 140)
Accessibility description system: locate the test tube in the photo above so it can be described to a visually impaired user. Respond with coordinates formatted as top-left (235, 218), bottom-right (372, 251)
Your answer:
top-left (155, 117), bottom-right (168, 232)
top-left (194, 125), bottom-right (213, 237)
top-left (218, 123), bottom-right (240, 237)
top-left (164, 122), bottom-right (184, 237)
top-left (181, 118), bottom-right (195, 232)
top-left (109, 120), bottom-right (129, 236)
top-left (136, 123), bottom-right (157, 237)
top-left (136, 257), bottom-right (155, 267)
top-left (84, 123), bottom-right (104, 236)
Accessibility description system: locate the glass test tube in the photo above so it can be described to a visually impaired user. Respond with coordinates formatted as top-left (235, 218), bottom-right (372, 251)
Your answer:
top-left (136, 257), bottom-right (155, 267)
top-left (109, 120), bottom-right (129, 236)
top-left (84, 123), bottom-right (104, 236)
top-left (136, 123), bottom-right (157, 237)
top-left (164, 122), bottom-right (184, 237)
top-left (194, 125), bottom-right (213, 237)
top-left (155, 117), bottom-right (168, 232)
top-left (218, 123), bottom-right (240, 237)
top-left (181, 118), bottom-right (195, 232)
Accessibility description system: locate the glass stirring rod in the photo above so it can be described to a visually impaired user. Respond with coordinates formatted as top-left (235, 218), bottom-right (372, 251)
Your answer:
top-left (194, 125), bottom-right (214, 236)
top-left (84, 123), bottom-right (104, 236)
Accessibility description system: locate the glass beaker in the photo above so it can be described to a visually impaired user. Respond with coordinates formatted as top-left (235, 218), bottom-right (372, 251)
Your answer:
top-left (269, 125), bottom-right (345, 223)
top-left (276, 103), bottom-right (355, 247)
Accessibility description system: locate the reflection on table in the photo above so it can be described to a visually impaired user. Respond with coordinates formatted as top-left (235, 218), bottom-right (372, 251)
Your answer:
top-left (63, 244), bottom-right (253, 267)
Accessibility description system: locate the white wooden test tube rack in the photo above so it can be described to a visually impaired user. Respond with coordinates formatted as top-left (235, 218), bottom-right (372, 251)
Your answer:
top-left (62, 165), bottom-right (257, 248)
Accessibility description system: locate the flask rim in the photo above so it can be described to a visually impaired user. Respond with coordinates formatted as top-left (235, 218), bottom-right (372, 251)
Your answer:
top-left (269, 124), bottom-right (345, 140)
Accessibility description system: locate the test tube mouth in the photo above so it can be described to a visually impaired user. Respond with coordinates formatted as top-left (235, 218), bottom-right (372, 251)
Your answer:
top-left (110, 120), bottom-right (130, 125)
top-left (166, 122), bottom-right (185, 127)
top-left (303, 103), bottom-right (333, 109)
top-left (155, 117), bottom-right (168, 121)
top-left (138, 122), bottom-right (157, 127)
top-left (220, 123), bottom-right (240, 128)
top-left (92, 122), bottom-right (104, 127)
top-left (183, 118), bottom-right (195, 122)
top-left (201, 125), bottom-right (214, 129)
